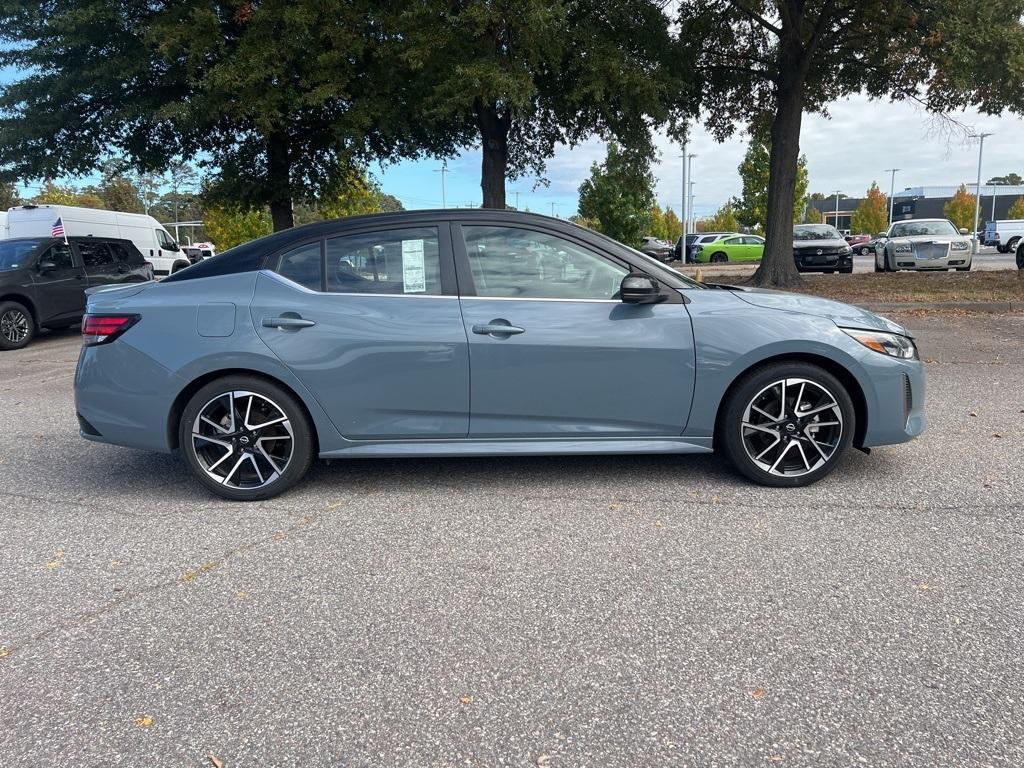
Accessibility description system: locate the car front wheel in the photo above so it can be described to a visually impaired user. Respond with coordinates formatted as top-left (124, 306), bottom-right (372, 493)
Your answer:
top-left (718, 362), bottom-right (855, 487)
top-left (0, 300), bottom-right (35, 351)
top-left (179, 375), bottom-right (315, 500)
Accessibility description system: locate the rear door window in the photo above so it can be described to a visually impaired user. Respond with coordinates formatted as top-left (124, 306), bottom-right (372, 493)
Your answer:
top-left (325, 227), bottom-right (442, 295)
top-left (276, 241), bottom-right (323, 291)
top-left (77, 242), bottom-right (116, 267)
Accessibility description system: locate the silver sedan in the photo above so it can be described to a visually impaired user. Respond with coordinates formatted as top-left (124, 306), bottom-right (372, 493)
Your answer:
top-left (874, 218), bottom-right (973, 272)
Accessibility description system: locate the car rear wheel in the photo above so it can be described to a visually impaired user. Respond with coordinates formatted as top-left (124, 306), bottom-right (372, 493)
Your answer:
top-left (179, 375), bottom-right (315, 501)
top-left (710, 252), bottom-right (727, 263)
top-left (718, 362), bottom-right (855, 487)
top-left (0, 300), bottom-right (35, 351)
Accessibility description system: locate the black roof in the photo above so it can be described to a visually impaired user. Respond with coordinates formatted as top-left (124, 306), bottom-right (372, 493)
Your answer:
top-left (163, 209), bottom-right (675, 285)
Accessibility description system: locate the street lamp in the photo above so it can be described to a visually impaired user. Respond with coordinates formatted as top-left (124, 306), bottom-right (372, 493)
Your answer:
top-left (679, 148), bottom-right (688, 247)
top-left (884, 168), bottom-right (899, 224)
top-left (969, 133), bottom-right (993, 254)
top-left (433, 160), bottom-right (449, 208)
top-left (832, 190), bottom-right (843, 231)
top-left (687, 154), bottom-right (696, 232)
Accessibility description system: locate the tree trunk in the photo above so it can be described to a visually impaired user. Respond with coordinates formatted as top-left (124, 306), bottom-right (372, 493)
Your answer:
top-left (751, 59), bottom-right (805, 288)
top-left (475, 100), bottom-right (510, 209)
top-left (267, 130), bottom-right (294, 231)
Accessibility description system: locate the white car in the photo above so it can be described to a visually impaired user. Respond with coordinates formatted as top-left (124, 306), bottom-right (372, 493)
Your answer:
top-left (874, 218), bottom-right (972, 272)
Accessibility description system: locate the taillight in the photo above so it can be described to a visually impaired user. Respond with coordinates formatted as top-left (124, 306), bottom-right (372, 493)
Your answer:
top-left (81, 314), bottom-right (140, 346)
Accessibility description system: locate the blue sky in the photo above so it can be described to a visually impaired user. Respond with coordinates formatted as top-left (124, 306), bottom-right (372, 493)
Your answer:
top-left (5, 58), bottom-right (1024, 219)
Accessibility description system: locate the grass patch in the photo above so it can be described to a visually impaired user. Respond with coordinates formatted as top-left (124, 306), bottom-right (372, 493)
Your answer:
top-left (776, 272), bottom-right (1023, 304)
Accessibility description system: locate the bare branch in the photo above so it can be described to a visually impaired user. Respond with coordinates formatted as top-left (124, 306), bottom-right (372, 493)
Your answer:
top-left (730, 0), bottom-right (781, 36)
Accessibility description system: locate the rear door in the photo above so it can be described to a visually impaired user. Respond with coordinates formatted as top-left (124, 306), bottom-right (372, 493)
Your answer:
top-left (454, 222), bottom-right (695, 438)
top-left (251, 225), bottom-right (470, 440)
top-left (76, 241), bottom-right (122, 287)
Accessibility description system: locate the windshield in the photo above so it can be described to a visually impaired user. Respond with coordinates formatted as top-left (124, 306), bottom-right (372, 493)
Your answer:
top-left (794, 225), bottom-right (842, 241)
top-left (890, 220), bottom-right (958, 237)
top-left (0, 239), bottom-right (42, 270)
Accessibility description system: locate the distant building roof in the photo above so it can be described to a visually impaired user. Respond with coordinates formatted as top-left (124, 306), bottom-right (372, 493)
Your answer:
top-left (893, 185), bottom-right (1024, 199)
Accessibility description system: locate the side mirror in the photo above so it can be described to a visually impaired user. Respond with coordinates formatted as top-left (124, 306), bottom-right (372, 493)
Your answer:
top-left (958, 228), bottom-right (969, 235)
top-left (876, 233), bottom-right (888, 240)
top-left (37, 260), bottom-right (58, 273)
top-left (620, 273), bottom-right (664, 304)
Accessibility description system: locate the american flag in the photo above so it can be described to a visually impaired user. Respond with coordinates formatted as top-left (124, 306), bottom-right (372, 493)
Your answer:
top-left (51, 217), bottom-right (65, 239)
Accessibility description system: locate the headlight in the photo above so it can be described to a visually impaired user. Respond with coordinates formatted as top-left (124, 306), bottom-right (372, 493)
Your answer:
top-left (893, 243), bottom-right (913, 253)
top-left (950, 241), bottom-right (969, 251)
top-left (841, 328), bottom-right (918, 359)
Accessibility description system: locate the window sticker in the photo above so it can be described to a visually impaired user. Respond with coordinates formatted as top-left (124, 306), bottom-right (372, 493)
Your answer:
top-left (402, 239), bottom-right (426, 293)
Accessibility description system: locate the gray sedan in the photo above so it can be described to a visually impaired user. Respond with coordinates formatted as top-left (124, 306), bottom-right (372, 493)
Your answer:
top-left (874, 218), bottom-right (973, 271)
top-left (74, 210), bottom-right (926, 500)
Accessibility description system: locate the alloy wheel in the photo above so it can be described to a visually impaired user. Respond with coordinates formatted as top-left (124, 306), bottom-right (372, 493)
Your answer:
top-left (0, 309), bottom-right (29, 344)
top-left (191, 390), bottom-right (294, 489)
top-left (740, 377), bottom-right (844, 478)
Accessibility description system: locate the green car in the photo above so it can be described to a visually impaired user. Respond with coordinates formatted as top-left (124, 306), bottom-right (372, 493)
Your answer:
top-left (694, 234), bottom-right (764, 263)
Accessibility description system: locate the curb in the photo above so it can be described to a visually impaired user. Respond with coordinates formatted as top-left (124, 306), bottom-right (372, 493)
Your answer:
top-left (856, 301), bottom-right (1020, 313)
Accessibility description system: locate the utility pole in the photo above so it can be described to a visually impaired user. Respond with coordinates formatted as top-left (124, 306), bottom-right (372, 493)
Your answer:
top-left (832, 190), bottom-right (843, 231)
top-left (687, 181), bottom-right (696, 233)
top-left (549, 201), bottom-right (557, 217)
top-left (970, 133), bottom-right (993, 254)
top-left (434, 160), bottom-right (448, 208)
top-left (680, 144), bottom-right (688, 254)
top-left (884, 168), bottom-right (899, 225)
top-left (514, 190), bottom-right (520, 210)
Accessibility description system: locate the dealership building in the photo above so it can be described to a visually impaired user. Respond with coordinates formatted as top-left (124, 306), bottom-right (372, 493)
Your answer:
top-left (810, 184), bottom-right (1024, 232)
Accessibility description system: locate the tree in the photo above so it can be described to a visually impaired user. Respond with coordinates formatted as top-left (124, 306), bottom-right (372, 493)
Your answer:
top-left (378, 194), bottom-right (405, 213)
top-left (400, 0), bottom-right (682, 209)
top-left (698, 202), bottom-right (740, 233)
top-left (92, 160), bottom-right (144, 213)
top-left (203, 205), bottom-right (273, 251)
top-left (577, 142), bottom-right (655, 247)
top-left (33, 181), bottom-right (85, 206)
top-left (733, 133), bottom-right (808, 231)
top-left (1009, 196), bottom-right (1024, 219)
top-left (0, 1), bottom-right (431, 232)
top-left (944, 185), bottom-right (977, 231)
top-left (663, 207), bottom-right (682, 240)
top-left (676, 0), bottom-right (1024, 287)
top-left (988, 173), bottom-right (1023, 186)
top-left (0, 181), bottom-right (20, 209)
top-left (851, 182), bottom-right (889, 235)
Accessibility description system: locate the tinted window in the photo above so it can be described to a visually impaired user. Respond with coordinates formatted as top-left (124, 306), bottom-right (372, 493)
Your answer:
top-left (276, 241), bottom-right (323, 290)
top-left (78, 242), bottom-right (116, 267)
top-left (108, 242), bottom-right (137, 263)
top-left (156, 229), bottom-right (176, 249)
top-left (743, 236), bottom-right (763, 245)
top-left (890, 220), bottom-right (959, 237)
top-left (794, 224), bottom-right (843, 241)
top-left (463, 225), bottom-right (627, 300)
top-left (725, 237), bottom-right (741, 245)
top-left (0, 240), bottom-right (42, 270)
top-left (326, 227), bottom-right (441, 295)
top-left (44, 244), bottom-right (74, 270)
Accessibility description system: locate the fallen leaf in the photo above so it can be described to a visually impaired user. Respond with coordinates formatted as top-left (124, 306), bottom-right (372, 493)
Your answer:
top-left (537, 756), bottom-right (552, 767)
top-left (751, 688), bottom-right (766, 700)
top-left (236, 591), bottom-right (247, 600)
top-left (609, 502), bottom-right (623, 510)
top-left (914, 582), bottom-right (933, 591)
top-left (110, 560), bottom-right (122, 568)
top-left (654, 520), bottom-right (665, 528)
top-left (711, 495), bottom-right (721, 505)
top-left (134, 715), bottom-right (154, 727)
top-left (0, 647), bottom-right (10, 659)
top-left (274, 531), bottom-right (287, 540)
top-left (968, 411), bottom-right (978, 417)
top-left (45, 559), bottom-right (61, 570)
top-left (768, 756), bottom-right (785, 763)
top-left (459, 696), bottom-right (473, 705)
top-left (992, 433), bottom-right (1002, 438)
top-left (180, 562), bottom-right (218, 583)
top-left (209, 756), bottom-right (224, 768)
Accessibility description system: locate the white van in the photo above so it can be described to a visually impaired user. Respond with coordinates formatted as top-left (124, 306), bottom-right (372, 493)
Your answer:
top-left (6, 204), bottom-right (192, 276)
top-left (984, 219), bottom-right (1024, 253)
top-left (0, 211), bottom-right (7, 238)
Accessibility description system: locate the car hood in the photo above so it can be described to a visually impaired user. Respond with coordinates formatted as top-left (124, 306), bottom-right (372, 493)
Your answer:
top-left (793, 238), bottom-right (849, 249)
top-left (724, 286), bottom-right (909, 335)
top-left (889, 234), bottom-right (960, 244)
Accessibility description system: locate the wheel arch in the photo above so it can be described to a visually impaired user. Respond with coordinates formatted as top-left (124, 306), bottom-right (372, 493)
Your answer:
top-left (167, 368), bottom-right (320, 454)
top-left (0, 292), bottom-right (38, 323)
top-left (713, 352), bottom-right (869, 448)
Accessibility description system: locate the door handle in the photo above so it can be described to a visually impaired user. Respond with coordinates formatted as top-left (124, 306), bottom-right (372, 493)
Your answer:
top-left (262, 316), bottom-right (316, 330)
top-left (472, 321), bottom-right (525, 338)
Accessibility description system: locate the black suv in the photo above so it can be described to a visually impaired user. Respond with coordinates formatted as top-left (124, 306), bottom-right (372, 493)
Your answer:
top-left (0, 236), bottom-right (152, 350)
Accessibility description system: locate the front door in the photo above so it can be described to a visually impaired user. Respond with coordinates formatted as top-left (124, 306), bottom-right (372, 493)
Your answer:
top-left (32, 242), bottom-right (86, 325)
top-left (454, 223), bottom-right (696, 438)
top-left (252, 226), bottom-right (470, 440)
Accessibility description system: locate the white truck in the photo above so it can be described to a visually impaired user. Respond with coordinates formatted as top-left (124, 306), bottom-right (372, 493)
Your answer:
top-left (984, 219), bottom-right (1024, 253)
top-left (6, 204), bottom-right (192, 276)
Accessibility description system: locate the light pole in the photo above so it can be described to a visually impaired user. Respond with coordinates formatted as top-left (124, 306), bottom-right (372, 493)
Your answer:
top-left (687, 154), bottom-right (696, 232)
top-left (883, 169), bottom-right (899, 225)
top-left (549, 201), bottom-right (557, 217)
top-left (434, 160), bottom-right (449, 208)
top-left (970, 132), bottom-right (993, 254)
top-left (679, 146), bottom-right (688, 250)
top-left (832, 190), bottom-right (843, 231)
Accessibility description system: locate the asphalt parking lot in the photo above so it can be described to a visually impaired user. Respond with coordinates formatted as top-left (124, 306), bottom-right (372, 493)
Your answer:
top-left (1, 312), bottom-right (1022, 766)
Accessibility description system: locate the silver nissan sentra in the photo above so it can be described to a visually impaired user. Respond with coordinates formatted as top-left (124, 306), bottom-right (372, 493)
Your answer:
top-left (74, 210), bottom-right (925, 500)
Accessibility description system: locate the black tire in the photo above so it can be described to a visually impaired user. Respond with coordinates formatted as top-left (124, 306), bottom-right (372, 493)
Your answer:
top-left (710, 252), bottom-right (727, 263)
top-left (0, 300), bottom-right (35, 351)
top-left (997, 245), bottom-right (1009, 254)
top-left (171, 260), bottom-right (191, 274)
top-left (1017, 245), bottom-right (1024, 270)
top-left (955, 266), bottom-right (971, 272)
top-left (822, 269), bottom-right (835, 274)
top-left (1007, 238), bottom-right (1020, 254)
top-left (178, 375), bottom-right (315, 501)
top-left (883, 249), bottom-right (895, 272)
top-left (717, 361), bottom-right (856, 488)
top-left (860, 246), bottom-right (872, 256)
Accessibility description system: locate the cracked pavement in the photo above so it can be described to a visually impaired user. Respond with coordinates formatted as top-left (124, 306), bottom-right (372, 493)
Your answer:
top-left (1, 312), bottom-right (1022, 766)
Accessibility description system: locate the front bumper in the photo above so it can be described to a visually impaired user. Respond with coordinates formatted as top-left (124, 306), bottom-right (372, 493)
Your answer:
top-left (858, 354), bottom-right (926, 448)
top-left (794, 250), bottom-right (853, 272)
top-left (891, 252), bottom-right (971, 270)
